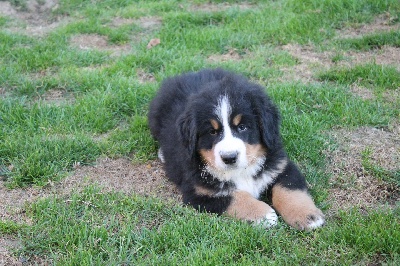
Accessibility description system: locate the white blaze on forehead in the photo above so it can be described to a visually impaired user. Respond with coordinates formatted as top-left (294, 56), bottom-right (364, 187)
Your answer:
top-left (214, 95), bottom-right (231, 129)
top-left (212, 96), bottom-right (247, 171)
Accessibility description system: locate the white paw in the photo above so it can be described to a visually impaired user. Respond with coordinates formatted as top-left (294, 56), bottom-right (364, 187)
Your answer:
top-left (158, 148), bottom-right (165, 163)
top-left (255, 209), bottom-right (278, 228)
top-left (306, 214), bottom-right (325, 230)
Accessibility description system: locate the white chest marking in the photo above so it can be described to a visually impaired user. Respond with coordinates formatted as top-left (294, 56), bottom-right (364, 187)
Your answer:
top-left (233, 172), bottom-right (274, 199)
top-left (231, 158), bottom-right (288, 199)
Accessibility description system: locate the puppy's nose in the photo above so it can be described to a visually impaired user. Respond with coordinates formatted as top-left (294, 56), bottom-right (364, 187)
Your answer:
top-left (220, 151), bottom-right (238, 165)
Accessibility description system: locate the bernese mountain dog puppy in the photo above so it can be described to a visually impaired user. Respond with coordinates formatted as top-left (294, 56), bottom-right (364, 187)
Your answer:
top-left (148, 68), bottom-right (324, 230)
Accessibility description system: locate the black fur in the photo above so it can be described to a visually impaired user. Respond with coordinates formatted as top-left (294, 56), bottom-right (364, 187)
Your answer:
top-left (148, 68), bottom-right (309, 215)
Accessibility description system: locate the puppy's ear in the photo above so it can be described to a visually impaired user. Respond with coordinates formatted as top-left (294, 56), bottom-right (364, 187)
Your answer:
top-left (177, 109), bottom-right (197, 156)
top-left (250, 90), bottom-right (282, 151)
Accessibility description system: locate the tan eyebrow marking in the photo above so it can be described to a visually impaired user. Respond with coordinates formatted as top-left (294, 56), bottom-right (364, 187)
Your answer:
top-left (232, 114), bottom-right (242, 126)
top-left (210, 119), bottom-right (219, 130)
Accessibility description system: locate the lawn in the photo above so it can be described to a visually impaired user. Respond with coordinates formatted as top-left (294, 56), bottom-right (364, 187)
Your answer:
top-left (0, 0), bottom-right (399, 265)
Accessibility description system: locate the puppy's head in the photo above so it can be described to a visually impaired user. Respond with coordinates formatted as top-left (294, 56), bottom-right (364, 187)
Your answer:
top-left (178, 75), bottom-right (282, 180)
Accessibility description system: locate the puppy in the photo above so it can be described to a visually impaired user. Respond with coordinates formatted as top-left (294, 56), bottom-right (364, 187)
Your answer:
top-left (148, 68), bottom-right (324, 230)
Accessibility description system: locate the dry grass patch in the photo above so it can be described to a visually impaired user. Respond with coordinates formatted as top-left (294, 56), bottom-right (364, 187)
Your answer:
top-left (349, 84), bottom-right (375, 100)
top-left (0, 158), bottom-right (179, 223)
top-left (66, 158), bottom-right (179, 201)
top-left (280, 43), bottom-right (400, 102)
top-left (0, 157), bottom-right (179, 263)
top-left (188, 2), bottom-right (253, 12)
top-left (0, 87), bottom-right (7, 98)
top-left (110, 16), bottom-right (162, 30)
top-left (110, 17), bottom-right (135, 28)
top-left (207, 49), bottom-right (242, 63)
top-left (37, 89), bottom-right (75, 106)
top-left (336, 14), bottom-right (400, 39)
top-left (346, 46), bottom-right (400, 71)
top-left (136, 69), bottom-right (156, 83)
top-left (280, 44), bottom-right (334, 83)
top-left (0, 0), bottom-right (69, 37)
top-left (0, 237), bottom-right (23, 266)
top-left (70, 34), bottom-right (131, 56)
top-left (135, 16), bottom-right (162, 30)
top-left (325, 126), bottom-right (399, 214)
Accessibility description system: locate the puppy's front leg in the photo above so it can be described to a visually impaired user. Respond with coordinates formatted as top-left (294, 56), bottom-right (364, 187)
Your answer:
top-left (225, 190), bottom-right (278, 228)
top-left (272, 184), bottom-right (324, 230)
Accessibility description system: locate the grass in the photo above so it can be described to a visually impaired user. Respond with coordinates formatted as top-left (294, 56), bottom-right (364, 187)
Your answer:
top-left (361, 148), bottom-right (400, 186)
top-left (319, 63), bottom-right (400, 92)
top-left (0, 220), bottom-right (24, 235)
top-left (19, 187), bottom-right (400, 265)
top-left (337, 30), bottom-right (400, 50)
top-left (0, 0), bottom-right (399, 264)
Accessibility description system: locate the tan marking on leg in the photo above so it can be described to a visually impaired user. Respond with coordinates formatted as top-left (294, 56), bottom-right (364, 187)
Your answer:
top-left (210, 119), bottom-right (219, 130)
top-left (199, 149), bottom-right (216, 168)
top-left (194, 185), bottom-right (215, 197)
top-left (225, 190), bottom-right (274, 222)
top-left (232, 114), bottom-right (242, 126)
top-left (245, 144), bottom-right (266, 164)
top-left (272, 185), bottom-right (324, 230)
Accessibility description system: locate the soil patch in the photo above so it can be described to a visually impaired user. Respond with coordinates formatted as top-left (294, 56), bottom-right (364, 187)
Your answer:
top-left (189, 2), bottom-right (253, 12)
top-left (37, 89), bottom-right (75, 106)
top-left (208, 49), bottom-right (242, 63)
top-left (0, 0), bottom-right (69, 37)
top-left (336, 14), bottom-right (400, 39)
top-left (349, 84), bottom-right (375, 100)
top-left (111, 16), bottom-right (162, 30)
top-left (325, 126), bottom-right (399, 215)
top-left (280, 14), bottom-right (400, 84)
top-left (110, 17), bottom-right (135, 28)
top-left (0, 158), bottom-right (179, 223)
top-left (136, 69), bottom-right (156, 83)
top-left (70, 34), bottom-right (131, 56)
top-left (280, 44), bottom-right (333, 83)
top-left (280, 44), bottom-right (400, 92)
top-left (0, 237), bottom-right (22, 266)
top-left (346, 46), bottom-right (400, 71)
top-left (0, 87), bottom-right (7, 98)
top-left (136, 16), bottom-right (162, 30)
top-left (0, 157), bottom-right (180, 255)
top-left (0, 158), bottom-right (179, 263)
top-left (65, 158), bottom-right (180, 201)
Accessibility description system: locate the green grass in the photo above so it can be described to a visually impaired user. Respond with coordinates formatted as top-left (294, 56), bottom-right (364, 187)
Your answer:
top-left (337, 30), bottom-right (400, 50)
top-left (319, 63), bottom-right (400, 92)
top-left (19, 187), bottom-right (399, 265)
top-left (1, 0), bottom-right (399, 264)
top-left (361, 148), bottom-right (400, 186)
top-left (0, 220), bottom-right (25, 235)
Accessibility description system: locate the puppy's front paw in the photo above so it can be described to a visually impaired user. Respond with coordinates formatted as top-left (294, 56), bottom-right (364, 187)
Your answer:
top-left (254, 209), bottom-right (278, 228)
top-left (290, 208), bottom-right (325, 231)
top-left (304, 210), bottom-right (325, 230)
top-left (225, 190), bottom-right (278, 228)
top-left (272, 185), bottom-right (325, 230)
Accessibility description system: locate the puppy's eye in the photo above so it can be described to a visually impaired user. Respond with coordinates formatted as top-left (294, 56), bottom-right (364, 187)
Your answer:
top-left (238, 124), bottom-right (247, 132)
top-left (209, 129), bottom-right (218, 135)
